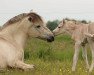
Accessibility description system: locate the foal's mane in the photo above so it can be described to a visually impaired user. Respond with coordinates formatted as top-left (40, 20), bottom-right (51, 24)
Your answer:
top-left (2, 12), bottom-right (43, 29)
top-left (64, 18), bottom-right (76, 22)
top-left (64, 18), bottom-right (88, 24)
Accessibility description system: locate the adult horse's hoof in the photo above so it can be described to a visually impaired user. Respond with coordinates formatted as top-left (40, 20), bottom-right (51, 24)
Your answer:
top-left (23, 64), bottom-right (35, 71)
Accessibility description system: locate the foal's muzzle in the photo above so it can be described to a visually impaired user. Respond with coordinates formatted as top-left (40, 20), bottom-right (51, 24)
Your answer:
top-left (47, 36), bottom-right (54, 42)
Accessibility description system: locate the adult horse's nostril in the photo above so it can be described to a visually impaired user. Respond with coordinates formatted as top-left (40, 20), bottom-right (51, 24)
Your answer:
top-left (47, 36), bottom-right (54, 42)
top-left (50, 36), bottom-right (54, 41)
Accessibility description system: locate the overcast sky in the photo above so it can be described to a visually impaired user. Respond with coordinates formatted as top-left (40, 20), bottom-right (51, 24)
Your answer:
top-left (0, 0), bottom-right (94, 25)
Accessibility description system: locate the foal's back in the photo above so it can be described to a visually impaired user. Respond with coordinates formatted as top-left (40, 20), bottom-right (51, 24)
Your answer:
top-left (88, 23), bottom-right (94, 34)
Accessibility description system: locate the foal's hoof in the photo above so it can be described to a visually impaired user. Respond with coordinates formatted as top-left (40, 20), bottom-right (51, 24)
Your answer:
top-left (89, 69), bottom-right (92, 73)
top-left (72, 67), bottom-right (75, 72)
top-left (86, 66), bottom-right (89, 70)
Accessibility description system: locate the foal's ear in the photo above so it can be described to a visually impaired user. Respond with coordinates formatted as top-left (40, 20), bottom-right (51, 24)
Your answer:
top-left (63, 19), bottom-right (67, 24)
top-left (28, 17), bottom-right (33, 22)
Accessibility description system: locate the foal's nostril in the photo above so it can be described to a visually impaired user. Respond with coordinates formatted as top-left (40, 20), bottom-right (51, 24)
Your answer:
top-left (53, 33), bottom-right (55, 36)
top-left (52, 31), bottom-right (56, 36)
top-left (52, 31), bottom-right (54, 35)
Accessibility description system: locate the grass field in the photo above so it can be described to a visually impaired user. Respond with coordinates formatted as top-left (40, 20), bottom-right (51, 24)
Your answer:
top-left (0, 34), bottom-right (94, 75)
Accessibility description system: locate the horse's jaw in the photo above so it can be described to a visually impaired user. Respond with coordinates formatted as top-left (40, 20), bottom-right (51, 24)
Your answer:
top-left (36, 36), bottom-right (54, 42)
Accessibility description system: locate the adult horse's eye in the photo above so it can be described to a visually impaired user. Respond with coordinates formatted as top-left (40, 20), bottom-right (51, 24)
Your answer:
top-left (36, 25), bottom-right (41, 28)
top-left (58, 27), bottom-right (61, 28)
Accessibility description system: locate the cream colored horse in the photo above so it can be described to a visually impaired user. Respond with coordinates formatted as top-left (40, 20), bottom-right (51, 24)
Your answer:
top-left (53, 19), bottom-right (94, 72)
top-left (0, 12), bottom-right (54, 71)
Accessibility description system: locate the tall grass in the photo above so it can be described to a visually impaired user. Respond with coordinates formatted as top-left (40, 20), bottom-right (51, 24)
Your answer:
top-left (24, 34), bottom-right (74, 61)
top-left (24, 34), bottom-right (91, 61)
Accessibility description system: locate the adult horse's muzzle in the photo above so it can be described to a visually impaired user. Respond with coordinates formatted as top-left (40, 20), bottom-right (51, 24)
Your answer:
top-left (37, 35), bottom-right (54, 42)
top-left (47, 36), bottom-right (54, 42)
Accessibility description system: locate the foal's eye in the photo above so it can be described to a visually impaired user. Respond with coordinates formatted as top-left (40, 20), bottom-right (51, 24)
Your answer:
top-left (36, 25), bottom-right (41, 28)
top-left (58, 27), bottom-right (61, 28)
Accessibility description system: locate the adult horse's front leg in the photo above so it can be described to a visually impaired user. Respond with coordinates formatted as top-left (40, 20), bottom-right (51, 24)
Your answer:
top-left (72, 42), bottom-right (80, 71)
top-left (15, 60), bottom-right (34, 71)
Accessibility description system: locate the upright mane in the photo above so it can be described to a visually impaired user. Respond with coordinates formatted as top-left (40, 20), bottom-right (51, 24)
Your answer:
top-left (64, 18), bottom-right (76, 22)
top-left (2, 12), bottom-right (43, 29)
top-left (64, 18), bottom-right (88, 24)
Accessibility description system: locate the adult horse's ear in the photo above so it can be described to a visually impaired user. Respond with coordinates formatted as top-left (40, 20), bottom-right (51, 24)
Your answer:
top-left (63, 19), bottom-right (65, 24)
top-left (28, 17), bottom-right (32, 22)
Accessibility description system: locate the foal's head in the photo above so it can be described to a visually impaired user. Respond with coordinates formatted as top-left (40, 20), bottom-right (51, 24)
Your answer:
top-left (53, 19), bottom-right (76, 36)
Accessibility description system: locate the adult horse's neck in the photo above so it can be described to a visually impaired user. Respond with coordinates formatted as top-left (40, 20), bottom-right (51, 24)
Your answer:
top-left (1, 21), bottom-right (30, 48)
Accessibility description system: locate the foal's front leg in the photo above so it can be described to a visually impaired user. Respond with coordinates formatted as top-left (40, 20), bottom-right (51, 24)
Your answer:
top-left (15, 60), bottom-right (34, 71)
top-left (72, 42), bottom-right (80, 71)
top-left (82, 46), bottom-right (89, 69)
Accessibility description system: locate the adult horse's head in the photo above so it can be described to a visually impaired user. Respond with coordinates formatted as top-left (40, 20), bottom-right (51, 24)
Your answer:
top-left (53, 19), bottom-right (77, 36)
top-left (26, 12), bottom-right (54, 42)
top-left (2, 12), bottom-right (54, 42)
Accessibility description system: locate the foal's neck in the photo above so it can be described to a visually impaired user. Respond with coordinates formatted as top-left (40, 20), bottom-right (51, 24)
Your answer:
top-left (66, 24), bottom-right (77, 36)
top-left (66, 28), bottom-right (75, 36)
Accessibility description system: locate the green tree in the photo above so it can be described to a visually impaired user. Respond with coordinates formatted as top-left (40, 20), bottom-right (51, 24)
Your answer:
top-left (47, 20), bottom-right (60, 31)
top-left (81, 20), bottom-right (88, 24)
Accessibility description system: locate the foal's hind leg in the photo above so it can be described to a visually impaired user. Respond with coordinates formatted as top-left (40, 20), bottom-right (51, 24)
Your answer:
top-left (88, 39), bottom-right (94, 72)
top-left (15, 60), bottom-right (34, 71)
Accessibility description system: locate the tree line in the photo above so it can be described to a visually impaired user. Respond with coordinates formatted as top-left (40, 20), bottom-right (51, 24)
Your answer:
top-left (47, 19), bottom-right (91, 31)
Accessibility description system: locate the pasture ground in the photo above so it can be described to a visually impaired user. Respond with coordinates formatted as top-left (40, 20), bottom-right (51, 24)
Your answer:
top-left (0, 34), bottom-right (94, 75)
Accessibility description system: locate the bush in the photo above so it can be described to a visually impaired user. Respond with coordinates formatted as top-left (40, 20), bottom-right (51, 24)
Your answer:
top-left (47, 20), bottom-right (60, 31)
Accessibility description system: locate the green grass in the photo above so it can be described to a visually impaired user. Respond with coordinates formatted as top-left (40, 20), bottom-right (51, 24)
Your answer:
top-left (0, 34), bottom-right (94, 75)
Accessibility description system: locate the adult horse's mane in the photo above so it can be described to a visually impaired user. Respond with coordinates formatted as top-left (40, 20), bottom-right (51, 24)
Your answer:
top-left (2, 12), bottom-right (43, 29)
